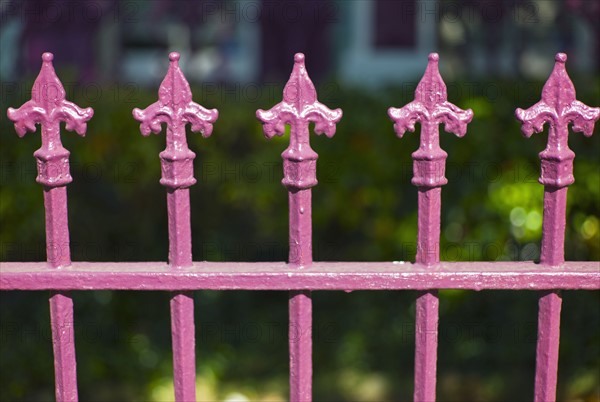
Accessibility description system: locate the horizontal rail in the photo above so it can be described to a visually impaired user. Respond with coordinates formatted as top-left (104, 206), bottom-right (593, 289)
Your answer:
top-left (1, 261), bottom-right (598, 291)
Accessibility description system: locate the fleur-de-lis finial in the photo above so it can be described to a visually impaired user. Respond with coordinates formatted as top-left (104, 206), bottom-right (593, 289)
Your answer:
top-left (515, 53), bottom-right (600, 265)
top-left (8, 53), bottom-right (93, 138)
top-left (134, 52), bottom-right (218, 139)
top-left (388, 53), bottom-right (473, 189)
top-left (7, 52), bottom-right (94, 188)
top-left (516, 53), bottom-right (600, 189)
top-left (132, 51), bottom-right (219, 264)
top-left (516, 53), bottom-right (600, 263)
top-left (388, 52), bottom-right (474, 264)
top-left (257, 52), bottom-right (342, 191)
top-left (133, 52), bottom-right (219, 190)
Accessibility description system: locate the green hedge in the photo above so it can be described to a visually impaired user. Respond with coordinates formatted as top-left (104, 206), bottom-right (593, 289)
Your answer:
top-left (1, 75), bottom-right (598, 401)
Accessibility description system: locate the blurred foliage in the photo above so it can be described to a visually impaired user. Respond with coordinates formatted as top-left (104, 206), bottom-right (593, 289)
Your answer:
top-left (1, 70), bottom-right (599, 401)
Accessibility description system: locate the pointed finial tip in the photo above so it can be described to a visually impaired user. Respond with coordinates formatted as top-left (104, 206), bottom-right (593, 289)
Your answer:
top-left (42, 52), bottom-right (54, 62)
top-left (169, 52), bottom-right (180, 62)
top-left (428, 53), bottom-right (439, 62)
top-left (294, 53), bottom-right (305, 64)
top-left (555, 53), bottom-right (567, 63)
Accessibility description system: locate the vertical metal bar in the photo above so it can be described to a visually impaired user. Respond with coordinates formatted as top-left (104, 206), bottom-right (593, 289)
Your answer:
top-left (534, 187), bottom-right (566, 402)
top-left (289, 189), bottom-right (313, 402)
top-left (516, 53), bottom-right (599, 402)
top-left (133, 52), bottom-right (219, 402)
top-left (167, 189), bottom-right (193, 268)
top-left (540, 187), bottom-right (568, 267)
top-left (534, 290), bottom-right (562, 402)
top-left (46, 186), bottom-right (78, 402)
top-left (168, 189), bottom-right (196, 402)
top-left (414, 291), bottom-right (439, 402)
top-left (389, 54), bottom-right (473, 402)
top-left (289, 290), bottom-right (312, 401)
top-left (414, 188), bottom-right (441, 402)
top-left (257, 53), bottom-right (342, 402)
top-left (44, 187), bottom-right (71, 269)
top-left (49, 291), bottom-right (77, 402)
top-left (7, 53), bottom-right (94, 402)
top-left (171, 291), bottom-right (196, 402)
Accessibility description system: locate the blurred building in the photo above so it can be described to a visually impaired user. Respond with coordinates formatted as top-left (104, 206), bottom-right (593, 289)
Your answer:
top-left (0, 0), bottom-right (598, 87)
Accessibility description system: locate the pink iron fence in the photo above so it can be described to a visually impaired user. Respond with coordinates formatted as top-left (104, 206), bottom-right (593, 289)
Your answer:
top-left (1, 50), bottom-right (599, 402)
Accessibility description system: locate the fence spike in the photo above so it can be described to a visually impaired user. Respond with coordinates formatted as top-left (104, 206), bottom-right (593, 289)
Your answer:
top-left (257, 52), bottom-right (342, 402)
top-left (388, 53), bottom-right (473, 402)
top-left (133, 52), bottom-right (218, 402)
top-left (516, 53), bottom-right (599, 265)
top-left (7, 52), bottom-right (94, 402)
top-left (516, 52), bottom-right (599, 402)
top-left (389, 53), bottom-right (473, 193)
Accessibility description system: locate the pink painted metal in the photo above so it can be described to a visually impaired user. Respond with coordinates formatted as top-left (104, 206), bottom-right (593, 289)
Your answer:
top-left (256, 53), bottom-right (342, 402)
top-left (133, 52), bottom-right (218, 402)
top-left (388, 53), bottom-right (473, 265)
top-left (7, 52), bottom-right (94, 402)
top-left (515, 53), bottom-right (599, 265)
top-left (534, 291), bottom-right (562, 402)
top-left (388, 53), bottom-right (473, 402)
top-left (2, 261), bottom-right (599, 291)
top-left (2, 51), bottom-right (599, 401)
top-left (170, 291), bottom-right (196, 400)
top-left (516, 53), bottom-right (600, 402)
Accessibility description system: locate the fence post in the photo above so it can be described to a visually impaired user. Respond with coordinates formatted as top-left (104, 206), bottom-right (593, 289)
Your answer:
top-left (7, 52), bottom-right (94, 402)
top-left (257, 53), bottom-right (342, 402)
top-left (133, 52), bottom-right (218, 402)
top-left (516, 53), bottom-right (599, 402)
top-left (388, 53), bottom-right (473, 402)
